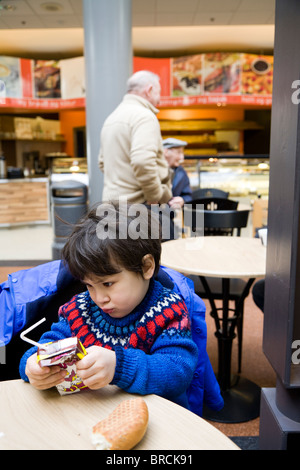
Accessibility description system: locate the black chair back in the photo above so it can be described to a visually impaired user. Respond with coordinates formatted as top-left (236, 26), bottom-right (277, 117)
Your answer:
top-left (184, 207), bottom-right (249, 237)
top-left (192, 188), bottom-right (229, 200)
top-left (191, 197), bottom-right (238, 211)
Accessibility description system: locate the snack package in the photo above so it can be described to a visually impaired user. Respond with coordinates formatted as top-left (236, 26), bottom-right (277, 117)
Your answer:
top-left (37, 337), bottom-right (88, 396)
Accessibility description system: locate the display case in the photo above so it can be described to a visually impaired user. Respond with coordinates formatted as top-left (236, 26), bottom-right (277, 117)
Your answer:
top-left (48, 155), bottom-right (89, 186)
top-left (183, 155), bottom-right (270, 199)
top-left (48, 156), bottom-right (88, 174)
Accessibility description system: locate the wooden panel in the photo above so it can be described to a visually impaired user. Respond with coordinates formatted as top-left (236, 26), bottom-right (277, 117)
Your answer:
top-left (252, 198), bottom-right (268, 236)
top-left (0, 180), bottom-right (49, 225)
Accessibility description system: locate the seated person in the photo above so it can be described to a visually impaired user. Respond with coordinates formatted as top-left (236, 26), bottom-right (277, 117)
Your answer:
top-left (19, 202), bottom-right (199, 409)
top-left (252, 279), bottom-right (265, 313)
top-left (163, 138), bottom-right (192, 209)
top-left (252, 227), bottom-right (267, 313)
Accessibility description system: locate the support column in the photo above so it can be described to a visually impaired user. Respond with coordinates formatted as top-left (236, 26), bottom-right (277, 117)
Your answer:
top-left (83, 0), bottom-right (132, 207)
top-left (259, 0), bottom-right (300, 450)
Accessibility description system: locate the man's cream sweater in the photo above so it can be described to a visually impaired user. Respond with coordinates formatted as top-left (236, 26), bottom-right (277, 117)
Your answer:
top-left (99, 94), bottom-right (172, 204)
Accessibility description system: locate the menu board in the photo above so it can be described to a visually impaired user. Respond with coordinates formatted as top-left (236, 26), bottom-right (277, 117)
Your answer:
top-left (0, 52), bottom-right (273, 109)
top-left (172, 55), bottom-right (202, 96)
top-left (0, 56), bottom-right (22, 98)
top-left (241, 54), bottom-right (273, 95)
top-left (33, 60), bottom-right (61, 99)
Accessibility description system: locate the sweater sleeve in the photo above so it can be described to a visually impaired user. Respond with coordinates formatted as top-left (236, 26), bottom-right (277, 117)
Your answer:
top-left (111, 329), bottom-right (198, 402)
top-left (19, 318), bottom-right (72, 382)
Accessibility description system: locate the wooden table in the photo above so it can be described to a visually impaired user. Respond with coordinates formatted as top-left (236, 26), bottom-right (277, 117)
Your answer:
top-left (0, 380), bottom-right (239, 451)
top-left (161, 236), bottom-right (266, 423)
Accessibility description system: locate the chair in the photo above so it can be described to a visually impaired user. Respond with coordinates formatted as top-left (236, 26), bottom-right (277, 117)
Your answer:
top-left (184, 207), bottom-right (249, 237)
top-left (191, 197), bottom-right (238, 211)
top-left (184, 207), bottom-right (251, 373)
top-left (192, 188), bottom-right (229, 200)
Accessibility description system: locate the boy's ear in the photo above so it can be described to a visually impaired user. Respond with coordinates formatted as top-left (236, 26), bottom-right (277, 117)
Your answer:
top-left (142, 254), bottom-right (155, 280)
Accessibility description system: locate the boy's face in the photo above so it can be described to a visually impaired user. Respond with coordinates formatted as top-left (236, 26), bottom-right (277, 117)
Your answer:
top-left (83, 264), bottom-right (153, 319)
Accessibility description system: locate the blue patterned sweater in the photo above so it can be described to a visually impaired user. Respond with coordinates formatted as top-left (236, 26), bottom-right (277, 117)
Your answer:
top-left (19, 279), bottom-right (199, 408)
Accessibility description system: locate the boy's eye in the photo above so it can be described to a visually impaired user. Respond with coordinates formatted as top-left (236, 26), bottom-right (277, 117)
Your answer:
top-left (103, 282), bottom-right (113, 287)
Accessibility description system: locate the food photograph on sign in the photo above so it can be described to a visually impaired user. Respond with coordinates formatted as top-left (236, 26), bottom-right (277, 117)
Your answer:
top-left (33, 60), bottom-right (61, 98)
top-left (0, 56), bottom-right (22, 98)
top-left (241, 54), bottom-right (273, 95)
top-left (60, 57), bottom-right (85, 100)
top-left (172, 54), bottom-right (203, 96)
top-left (202, 53), bottom-right (241, 94)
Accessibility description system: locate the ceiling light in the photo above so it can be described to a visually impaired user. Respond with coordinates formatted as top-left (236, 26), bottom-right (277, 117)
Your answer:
top-left (40, 2), bottom-right (63, 12)
top-left (0, 5), bottom-right (16, 11)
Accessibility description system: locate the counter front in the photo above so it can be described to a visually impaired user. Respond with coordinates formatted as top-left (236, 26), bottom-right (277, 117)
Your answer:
top-left (0, 178), bottom-right (50, 226)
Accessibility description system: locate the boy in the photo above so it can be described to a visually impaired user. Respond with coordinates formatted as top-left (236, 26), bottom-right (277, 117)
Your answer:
top-left (19, 202), bottom-right (198, 409)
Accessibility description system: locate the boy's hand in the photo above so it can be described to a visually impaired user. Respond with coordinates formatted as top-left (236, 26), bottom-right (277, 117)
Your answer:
top-left (76, 346), bottom-right (116, 390)
top-left (25, 353), bottom-right (67, 390)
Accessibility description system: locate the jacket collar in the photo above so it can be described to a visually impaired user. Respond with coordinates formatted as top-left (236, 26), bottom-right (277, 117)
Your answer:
top-left (123, 93), bottom-right (159, 115)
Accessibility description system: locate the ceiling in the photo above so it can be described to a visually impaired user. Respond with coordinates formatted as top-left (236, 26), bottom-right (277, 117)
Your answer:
top-left (0, 0), bottom-right (276, 58)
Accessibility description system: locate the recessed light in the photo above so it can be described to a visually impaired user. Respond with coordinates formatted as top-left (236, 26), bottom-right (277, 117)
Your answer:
top-left (41, 2), bottom-right (63, 12)
top-left (0, 5), bottom-right (17, 11)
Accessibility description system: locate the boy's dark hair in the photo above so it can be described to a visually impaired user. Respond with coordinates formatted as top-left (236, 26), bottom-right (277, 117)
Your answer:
top-left (62, 201), bottom-right (162, 280)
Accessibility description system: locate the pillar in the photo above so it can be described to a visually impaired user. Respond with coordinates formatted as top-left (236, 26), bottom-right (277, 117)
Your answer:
top-left (82, 0), bottom-right (132, 207)
top-left (259, 0), bottom-right (300, 450)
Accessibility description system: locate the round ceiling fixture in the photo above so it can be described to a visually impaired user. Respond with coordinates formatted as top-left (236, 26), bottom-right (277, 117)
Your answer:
top-left (0, 5), bottom-right (17, 11)
top-left (40, 2), bottom-right (64, 12)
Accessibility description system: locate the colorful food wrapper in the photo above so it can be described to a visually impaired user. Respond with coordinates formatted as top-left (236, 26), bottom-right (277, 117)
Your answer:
top-left (37, 337), bottom-right (88, 396)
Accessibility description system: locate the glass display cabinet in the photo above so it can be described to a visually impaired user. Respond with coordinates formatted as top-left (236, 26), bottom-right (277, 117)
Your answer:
top-left (183, 155), bottom-right (270, 199)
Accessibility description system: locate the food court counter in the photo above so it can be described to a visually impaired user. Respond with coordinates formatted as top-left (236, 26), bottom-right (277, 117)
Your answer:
top-left (0, 177), bottom-right (50, 226)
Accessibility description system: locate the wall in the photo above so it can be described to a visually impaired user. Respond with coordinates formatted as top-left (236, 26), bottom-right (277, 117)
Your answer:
top-left (157, 107), bottom-right (245, 153)
top-left (59, 109), bottom-right (86, 157)
top-left (157, 108), bottom-right (244, 121)
top-left (59, 107), bottom-right (246, 157)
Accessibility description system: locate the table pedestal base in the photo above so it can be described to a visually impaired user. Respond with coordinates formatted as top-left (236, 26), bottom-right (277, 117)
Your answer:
top-left (202, 375), bottom-right (261, 424)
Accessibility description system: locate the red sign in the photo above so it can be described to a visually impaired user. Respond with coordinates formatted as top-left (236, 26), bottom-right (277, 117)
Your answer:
top-left (0, 53), bottom-right (273, 109)
top-left (133, 57), bottom-right (171, 97)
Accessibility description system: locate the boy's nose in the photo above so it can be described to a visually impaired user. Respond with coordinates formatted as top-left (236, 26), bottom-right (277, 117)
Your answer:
top-left (95, 292), bottom-right (110, 306)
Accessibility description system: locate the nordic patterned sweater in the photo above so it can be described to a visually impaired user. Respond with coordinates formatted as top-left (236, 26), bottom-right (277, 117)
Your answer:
top-left (19, 279), bottom-right (199, 409)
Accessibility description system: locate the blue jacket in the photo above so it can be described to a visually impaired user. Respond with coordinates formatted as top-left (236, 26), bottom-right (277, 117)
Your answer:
top-left (0, 261), bottom-right (223, 416)
top-left (161, 266), bottom-right (223, 416)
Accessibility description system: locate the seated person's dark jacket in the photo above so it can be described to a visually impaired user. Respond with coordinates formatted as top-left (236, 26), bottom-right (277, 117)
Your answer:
top-left (172, 166), bottom-right (192, 203)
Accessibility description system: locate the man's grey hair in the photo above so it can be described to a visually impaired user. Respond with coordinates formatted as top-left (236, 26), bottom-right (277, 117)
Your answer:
top-left (126, 70), bottom-right (160, 93)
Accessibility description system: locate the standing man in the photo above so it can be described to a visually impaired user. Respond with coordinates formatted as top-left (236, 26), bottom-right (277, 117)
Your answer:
top-left (162, 138), bottom-right (193, 209)
top-left (99, 70), bottom-right (172, 204)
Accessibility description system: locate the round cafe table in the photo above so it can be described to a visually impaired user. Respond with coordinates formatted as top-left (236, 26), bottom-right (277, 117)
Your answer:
top-left (161, 236), bottom-right (266, 423)
top-left (0, 380), bottom-right (239, 450)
